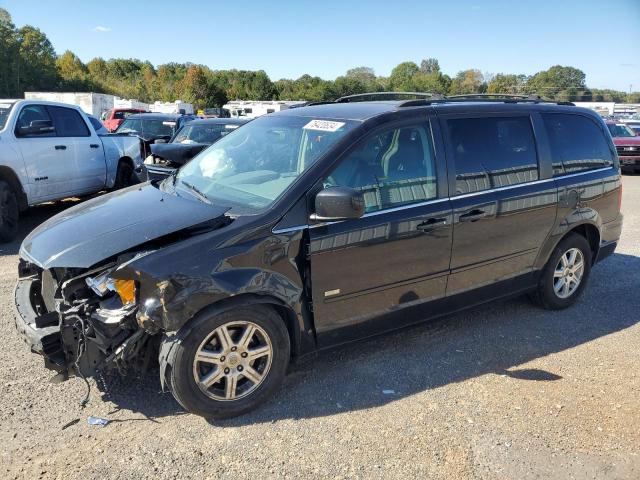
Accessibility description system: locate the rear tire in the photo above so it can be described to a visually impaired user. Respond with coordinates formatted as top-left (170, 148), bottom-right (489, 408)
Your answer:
top-left (0, 180), bottom-right (19, 242)
top-left (113, 161), bottom-right (136, 189)
top-left (165, 305), bottom-right (290, 419)
top-left (531, 233), bottom-right (592, 310)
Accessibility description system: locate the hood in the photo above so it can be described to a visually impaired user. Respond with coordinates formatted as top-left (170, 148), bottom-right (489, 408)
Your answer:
top-left (612, 136), bottom-right (640, 146)
top-left (21, 183), bottom-right (230, 269)
top-left (150, 142), bottom-right (209, 166)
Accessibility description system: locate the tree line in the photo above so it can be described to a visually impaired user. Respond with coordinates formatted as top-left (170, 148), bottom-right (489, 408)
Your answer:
top-left (1, 8), bottom-right (638, 109)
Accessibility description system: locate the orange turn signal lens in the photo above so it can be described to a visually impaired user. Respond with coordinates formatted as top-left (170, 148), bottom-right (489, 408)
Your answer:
top-left (114, 279), bottom-right (136, 305)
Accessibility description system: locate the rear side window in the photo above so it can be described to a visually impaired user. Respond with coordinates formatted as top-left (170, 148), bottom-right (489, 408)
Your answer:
top-left (324, 123), bottom-right (437, 213)
top-left (447, 116), bottom-right (538, 195)
top-left (47, 106), bottom-right (90, 137)
top-left (541, 114), bottom-right (613, 176)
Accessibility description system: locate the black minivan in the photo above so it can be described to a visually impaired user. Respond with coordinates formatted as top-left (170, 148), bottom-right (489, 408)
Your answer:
top-left (15, 94), bottom-right (623, 418)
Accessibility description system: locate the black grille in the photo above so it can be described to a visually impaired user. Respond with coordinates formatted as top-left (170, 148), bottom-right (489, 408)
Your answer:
top-left (617, 145), bottom-right (639, 155)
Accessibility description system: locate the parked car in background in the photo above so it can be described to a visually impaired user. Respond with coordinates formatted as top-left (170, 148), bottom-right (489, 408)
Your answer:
top-left (14, 94), bottom-right (622, 418)
top-left (202, 107), bottom-right (230, 118)
top-left (114, 112), bottom-right (196, 157)
top-left (606, 120), bottom-right (640, 173)
top-left (0, 99), bottom-right (143, 241)
top-left (102, 108), bottom-right (147, 132)
top-left (143, 118), bottom-right (250, 181)
top-left (619, 119), bottom-right (640, 135)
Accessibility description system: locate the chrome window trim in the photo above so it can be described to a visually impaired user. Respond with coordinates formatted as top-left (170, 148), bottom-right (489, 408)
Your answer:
top-left (271, 167), bottom-right (615, 234)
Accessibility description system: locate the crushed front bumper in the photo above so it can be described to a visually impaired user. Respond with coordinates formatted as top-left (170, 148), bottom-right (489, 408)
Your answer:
top-left (13, 277), bottom-right (65, 371)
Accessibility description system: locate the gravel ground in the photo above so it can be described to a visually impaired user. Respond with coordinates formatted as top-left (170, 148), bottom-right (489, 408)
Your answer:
top-left (1, 178), bottom-right (639, 480)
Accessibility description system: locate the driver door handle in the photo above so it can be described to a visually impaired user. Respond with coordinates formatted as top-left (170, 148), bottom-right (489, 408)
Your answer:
top-left (54, 145), bottom-right (67, 150)
top-left (459, 209), bottom-right (487, 222)
top-left (90, 143), bottom-right (100, 148)
top-left (416, 217), bottom-right (447, 232)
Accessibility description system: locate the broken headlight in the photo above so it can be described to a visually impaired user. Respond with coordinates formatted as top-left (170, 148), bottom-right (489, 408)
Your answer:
top-left (86, 270), bottom-right (114, 296)
top-left (86, 272), bottom-right (137, 305)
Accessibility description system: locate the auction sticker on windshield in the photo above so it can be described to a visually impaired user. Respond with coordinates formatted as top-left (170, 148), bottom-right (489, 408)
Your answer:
top-left (303, 119), bottom-right (345, 132)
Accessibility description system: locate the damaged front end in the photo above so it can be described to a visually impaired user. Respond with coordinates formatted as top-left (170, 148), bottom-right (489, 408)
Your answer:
top-left (14, 254), bottom-right (157, 381)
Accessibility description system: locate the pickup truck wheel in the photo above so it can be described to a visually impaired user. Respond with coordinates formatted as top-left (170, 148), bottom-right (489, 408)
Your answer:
top-left (114, 161), bottom-right (135, 189)
top-left (531, 233), bottom-right (592, 310)
top-left (166, 305), bottom-right (290, 419)
top-left (0, 181), bottom-right (19, 242)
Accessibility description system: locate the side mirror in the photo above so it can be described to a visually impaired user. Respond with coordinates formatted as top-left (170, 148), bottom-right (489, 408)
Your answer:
top-left (17, 120), bottom-right (54, 136)
top-left (311, 186), bottom-right (365, 222)
top-left (153, 138), bottom-right (167, 144)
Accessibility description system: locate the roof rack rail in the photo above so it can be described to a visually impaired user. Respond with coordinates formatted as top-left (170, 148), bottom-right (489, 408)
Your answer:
top-left (335, 92), bottom-right (445, 103)
top-left (447, 93), bottom-right (542, 101)
top-left (446, 93), bottom-right (575, 106)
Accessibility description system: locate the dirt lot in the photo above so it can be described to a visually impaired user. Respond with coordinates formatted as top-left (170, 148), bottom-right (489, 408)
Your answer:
top-left (0, 178), bottom-right (639, 480)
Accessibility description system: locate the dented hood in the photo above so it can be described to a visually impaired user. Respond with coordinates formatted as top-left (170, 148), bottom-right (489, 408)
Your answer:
top-left (21, 183), bottom-right (230, 269)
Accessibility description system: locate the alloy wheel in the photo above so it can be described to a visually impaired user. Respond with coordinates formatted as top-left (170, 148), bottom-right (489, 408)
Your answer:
top-left (192, 321), bottom-right (273, 401)
top-left (553, 247), bottom-right (585, 299)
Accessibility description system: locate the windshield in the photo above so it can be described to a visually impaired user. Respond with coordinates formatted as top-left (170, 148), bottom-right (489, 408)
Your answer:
top-left (173, 115), bottom-right (358, 212)
top-left (172, 123), bottom-right (242, 144)
top-left (144, 119), bottom-right (176, 137)
top-left (116, 118), bottom-right (142, 134)
top-left (607, 123), bottom-right (637, 137)
top-left (0, 102), bottom-right (15, 130)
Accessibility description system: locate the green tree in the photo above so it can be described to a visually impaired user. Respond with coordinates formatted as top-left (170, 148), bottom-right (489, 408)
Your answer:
top-left (178, 65), bottom-right (227, 108)
top-left (57, 50), bottom-right (90, 90)
top-left (17, 25), bottom-right (58, 92)
top-left (0, 8), bottom-right (20, 97)
top-left (388, 61), bottom-right (420, 91)
top-left (420, 58), bottom-right (440, 74)
top-left (345, 66), bottom-right (380, 91)
top-left (525, 65), bottom-right (586, 99)
top-left (487, 73), bottom-right (527, 94)
top-left (448, 69), bottom-right (486, 95)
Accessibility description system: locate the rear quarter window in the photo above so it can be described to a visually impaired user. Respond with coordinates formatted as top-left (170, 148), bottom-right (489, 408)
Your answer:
top-left (541, 113), bottom-right (614, 176)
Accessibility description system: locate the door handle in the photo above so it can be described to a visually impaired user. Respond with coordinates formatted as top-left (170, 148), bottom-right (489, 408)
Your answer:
top-left (459, 209), bottom-right (486, 222)
top-left (90, 144), bottom-right (100, 149)
top-left (54, 145), bottom-right (67, 150)
top-left (416, 217), bottom-right (447, 232)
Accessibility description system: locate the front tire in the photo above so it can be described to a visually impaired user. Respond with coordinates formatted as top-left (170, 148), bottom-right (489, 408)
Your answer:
top-left (0, 180), bottom-right (19, 242)
top-left (166, 305), bottom-right (290, 419)
top-left (531, 233), bottom-right (592, 310)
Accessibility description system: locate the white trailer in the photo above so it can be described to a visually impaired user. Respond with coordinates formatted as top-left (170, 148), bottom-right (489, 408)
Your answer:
top-left (222, 100), bottom-right (307, 118)
top-left (24, 92), bottom-right (115, 118)
top-left (150, 100), bottom-right (194, 115)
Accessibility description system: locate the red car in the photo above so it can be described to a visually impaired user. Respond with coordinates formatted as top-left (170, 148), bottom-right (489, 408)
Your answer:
top-left (102, 108), bottom-right (147, 132)
top-left (606, 120), bottom-right (640, 173)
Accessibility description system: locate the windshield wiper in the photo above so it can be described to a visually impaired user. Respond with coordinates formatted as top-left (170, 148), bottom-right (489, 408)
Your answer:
top-left (179, 180), bottom-right (211, 204)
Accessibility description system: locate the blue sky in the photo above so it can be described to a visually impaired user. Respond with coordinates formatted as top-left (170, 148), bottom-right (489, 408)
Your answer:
top-left (2, 0), bottom-right (639, 91)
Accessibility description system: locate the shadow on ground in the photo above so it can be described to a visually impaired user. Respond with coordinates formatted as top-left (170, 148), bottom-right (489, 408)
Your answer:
top-left (100, 251), bottom-right (640, 425)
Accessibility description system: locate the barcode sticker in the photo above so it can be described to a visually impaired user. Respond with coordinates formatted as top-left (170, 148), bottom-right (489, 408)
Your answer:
top-left (303, 119), bottom-right (345, 132)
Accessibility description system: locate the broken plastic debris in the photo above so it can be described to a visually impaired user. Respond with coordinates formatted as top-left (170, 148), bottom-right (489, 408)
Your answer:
top-left (87, 416), bottom-right (110, 427)
top-left (382, 389), bottom-right (395, 395)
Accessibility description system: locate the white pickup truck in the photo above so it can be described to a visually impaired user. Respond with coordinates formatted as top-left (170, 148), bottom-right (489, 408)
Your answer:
top-left (0, 99), bottom-right (143, 241)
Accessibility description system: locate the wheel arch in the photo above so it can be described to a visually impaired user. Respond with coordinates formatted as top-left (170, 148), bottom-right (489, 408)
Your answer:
top-left (0, 166), bottom-right (28, 211)
top-left (169, 293), bottom-right (302, 358)
top-left (535, 221), bottom-right (601, 270)
top-left (158, 293), bottom-right (302, 394)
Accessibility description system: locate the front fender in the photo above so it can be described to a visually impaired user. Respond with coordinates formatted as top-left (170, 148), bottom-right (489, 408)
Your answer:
top-left (113, 233), bottom-right (306, 333)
